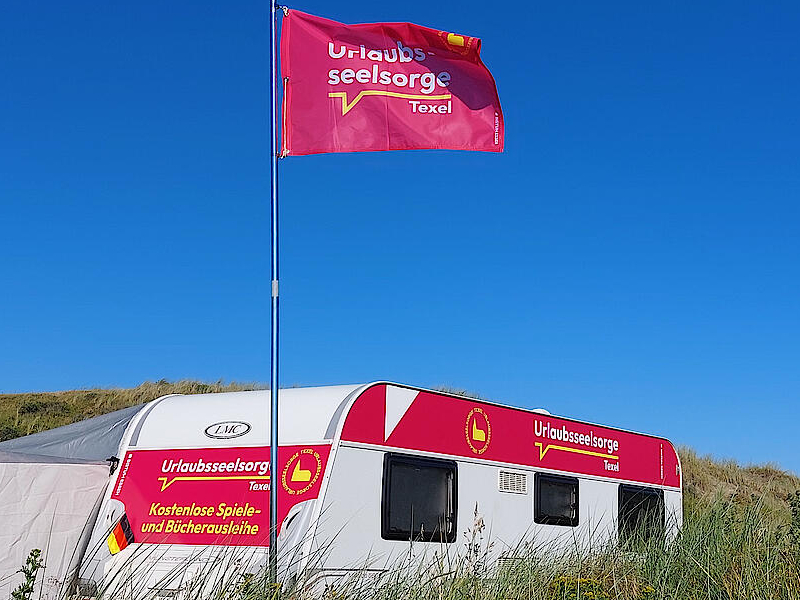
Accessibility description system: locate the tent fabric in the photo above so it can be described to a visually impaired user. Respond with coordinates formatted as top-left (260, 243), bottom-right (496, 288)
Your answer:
top-left (0, 406), bottom-right (143, 597)
top-left (0, 404), bottom-right (144, 461)
top-left (0, 456), bottom-right (109, 600)
top-left (0, 449), bottom-right (105, 465)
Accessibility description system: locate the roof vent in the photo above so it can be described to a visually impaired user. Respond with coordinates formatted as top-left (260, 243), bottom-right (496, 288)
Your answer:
top-left (498, 469), bottom-right (528, 494)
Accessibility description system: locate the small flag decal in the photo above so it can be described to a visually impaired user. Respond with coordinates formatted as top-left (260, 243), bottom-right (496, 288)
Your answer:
top-left (107, 514), bottom-right (135, 555)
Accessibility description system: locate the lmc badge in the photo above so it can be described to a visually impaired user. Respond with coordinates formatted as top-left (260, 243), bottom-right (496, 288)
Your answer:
top-left (204, 421), bottom-right (252, 439)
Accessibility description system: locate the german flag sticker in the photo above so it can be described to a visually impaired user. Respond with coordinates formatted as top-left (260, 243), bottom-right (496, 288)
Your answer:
top-left (107, 515), bottom-right (134, 555)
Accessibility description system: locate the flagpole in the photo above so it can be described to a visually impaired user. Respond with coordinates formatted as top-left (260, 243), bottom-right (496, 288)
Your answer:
top-left (268, 0), bottom-right (280, 588)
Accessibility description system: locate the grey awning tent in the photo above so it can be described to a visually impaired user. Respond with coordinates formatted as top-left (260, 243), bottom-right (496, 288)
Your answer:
top-left (0, 450), bottom-right (110, 600)
top-left (0, 403), bottom-right (143, 461)
top-left (0, 405), bottom-right (145, 599)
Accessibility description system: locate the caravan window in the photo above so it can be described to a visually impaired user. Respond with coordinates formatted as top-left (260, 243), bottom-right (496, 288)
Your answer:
top-left (534, 473), bottom-right (579, 527)
top-left (381, 453), bottom-right (457, 543)
top-left (618, 485), bottom-right (664, 544)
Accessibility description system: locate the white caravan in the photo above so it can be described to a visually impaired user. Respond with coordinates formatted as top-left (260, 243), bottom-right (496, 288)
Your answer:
top-left (0, 382), bottom-right (682, 596)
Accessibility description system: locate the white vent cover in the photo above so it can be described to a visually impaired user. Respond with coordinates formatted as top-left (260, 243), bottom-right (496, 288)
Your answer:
top-left (498, 469), bottom-right (528, 494)
top-left (497, 555), bottom-right (523, 571)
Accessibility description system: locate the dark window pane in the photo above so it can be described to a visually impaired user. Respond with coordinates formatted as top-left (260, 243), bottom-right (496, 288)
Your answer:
top-left (618, 485), bottom-right (664, 545)
top-left (535, 473), bottom-right (578, 527)
top-left (382, 454), bottom-right (457, 543)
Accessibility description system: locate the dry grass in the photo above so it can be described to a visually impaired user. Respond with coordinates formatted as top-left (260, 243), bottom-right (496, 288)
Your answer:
top-left (3, 382), bottom-right (797, 516)
top-left (0, 379), bottom-right (263, 441)
top-left (434, 385), bottom-right (484, 399)
top-left (680, 445), bottom-right (800, 519)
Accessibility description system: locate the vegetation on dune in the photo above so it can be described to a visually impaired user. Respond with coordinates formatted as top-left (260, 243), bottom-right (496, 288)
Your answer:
top-left (91, 490), bottom-right (800, 600)
top-left (0, 380), bottom-right (262, 441)
top-left (4, 381), bottom-right (800, 598)
top-left (3, 381), bottom-right (796, 516)
top-left (0, 380), bottom-right (469, 442)
top-left (681, 445), bottom-right (800, 520)
top-left (266, 489), bottom-right (800, 600)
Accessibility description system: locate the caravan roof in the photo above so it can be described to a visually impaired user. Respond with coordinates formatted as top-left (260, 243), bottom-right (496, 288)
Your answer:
top-left (127, 384), bottom-right (362, 449)
top-left (0, 382), bottom-right (681, 490)
top-left (0, 385), bottom-right (365, 459)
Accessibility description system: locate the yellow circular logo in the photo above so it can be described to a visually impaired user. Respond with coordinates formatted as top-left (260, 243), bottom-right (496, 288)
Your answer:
top-left (465, 407), bottom-right (491, 454)
top-left (281, 448), bottom-right (322, 495)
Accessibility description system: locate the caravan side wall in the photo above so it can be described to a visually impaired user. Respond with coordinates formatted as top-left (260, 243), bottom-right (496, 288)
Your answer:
top-left (311, 445), bottom-right (681, 576)
top-left (307, 383), bottom-right (682, 576)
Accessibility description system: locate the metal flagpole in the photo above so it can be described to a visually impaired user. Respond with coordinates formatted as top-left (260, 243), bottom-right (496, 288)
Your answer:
top-left (268, 0), bottom-right (280, 588)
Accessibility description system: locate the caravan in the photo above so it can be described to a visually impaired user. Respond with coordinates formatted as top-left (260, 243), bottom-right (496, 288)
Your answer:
top-left (0, 382), bottom-right (682, 595)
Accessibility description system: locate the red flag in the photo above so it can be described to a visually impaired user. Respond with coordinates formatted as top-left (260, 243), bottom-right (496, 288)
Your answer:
top-left (280, 11), bottom-right (504, 156)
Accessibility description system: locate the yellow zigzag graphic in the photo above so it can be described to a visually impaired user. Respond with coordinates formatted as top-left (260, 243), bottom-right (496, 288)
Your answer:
top-left (329, 90), bottom-right (452, 116)
top-left (535, 442), bottom-right (619, 462)
top-left (157, 475), bottom-right (270, 492)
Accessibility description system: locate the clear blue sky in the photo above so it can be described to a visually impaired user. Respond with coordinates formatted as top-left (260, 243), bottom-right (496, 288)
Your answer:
top-left (1, 1), bottom-right (798, 471)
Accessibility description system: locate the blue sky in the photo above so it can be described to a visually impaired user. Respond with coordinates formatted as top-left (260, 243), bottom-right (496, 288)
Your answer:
top-left (1, 1), bottom-right (798, 470)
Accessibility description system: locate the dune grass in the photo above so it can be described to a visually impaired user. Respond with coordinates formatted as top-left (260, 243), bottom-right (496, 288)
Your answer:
top-left (88, 488), bottom-right (800, 600)
top-left (0, 380), bottom-right (471, 442)
top-left (4, 381), bottom-right (800, 598)
top-left (76, 445), bottom-right (800, 600)
top-left (271, 488), bottom-right (800, 600)
top-left (0, 380), bottom-right (262, 441)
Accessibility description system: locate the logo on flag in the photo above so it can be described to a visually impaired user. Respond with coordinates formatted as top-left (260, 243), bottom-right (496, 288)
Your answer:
top-left (280, 11), bottom-right (504, 155)
top-left (107, 514), bottom-right (135, 555)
